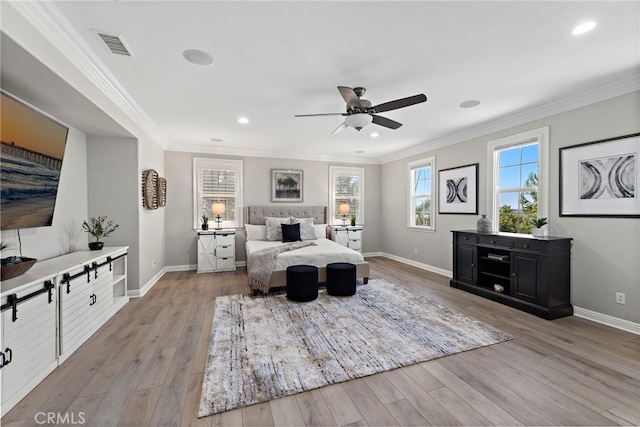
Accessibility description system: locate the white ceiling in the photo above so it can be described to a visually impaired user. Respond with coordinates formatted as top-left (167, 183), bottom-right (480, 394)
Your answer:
top-left (7, 1), bottom-right (640, 163)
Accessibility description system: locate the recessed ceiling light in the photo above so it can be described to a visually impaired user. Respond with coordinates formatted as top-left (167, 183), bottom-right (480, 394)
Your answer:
top-left (370, 132), bottom-right (379, 138)
top-left (238, 117), bottom-right (249, 124)
top-left (355, 150), bottom-right (366, 154)
top-left (572, 21), bottom-right (597, 35)
top-left (182, 49), bottom-right (214, 66)
top-left (210, 138), bottom-right (223, 143)
top-left (459, 100), bottom-right (481, 109)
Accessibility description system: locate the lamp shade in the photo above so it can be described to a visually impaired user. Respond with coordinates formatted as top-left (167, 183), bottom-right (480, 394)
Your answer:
top-left (211, 203), bottom-right (225, 216)
top-left (338, 203), bottom-right (351, 215)
top-left (345, 113), bottom-right (373, 131)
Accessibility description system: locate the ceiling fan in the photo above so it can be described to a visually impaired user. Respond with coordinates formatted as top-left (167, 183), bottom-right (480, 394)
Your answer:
top-left (295, 86), bottom-right (427, 134)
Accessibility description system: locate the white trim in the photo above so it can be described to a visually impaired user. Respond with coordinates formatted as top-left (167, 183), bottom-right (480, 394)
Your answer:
top-left (193, 158), bottom-right (244, 229)
top-left (573, 306), bottom-right (640, 335)
top-left (128, 267), bottom-right (167, 298)
top-left (380, 252), bottom-right (452, 278)
top-left (486, 127), bottom-right (548, 231)
top-left (408, 156), bottom-right (436, 231)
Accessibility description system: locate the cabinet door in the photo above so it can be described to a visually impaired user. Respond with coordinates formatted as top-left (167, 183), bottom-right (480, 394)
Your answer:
top-left (456, 245), bottom-right (477, 284)
top-left (512, 253), bottom-right (541, 304)
top-left (59, 275), bottom-right (93, 356)
top-left (333, 229), bottom-right (349, 247)
top-left (197, 234), bottom-right (216, 272)
top-left (1, 283), bottom-right (57, 412)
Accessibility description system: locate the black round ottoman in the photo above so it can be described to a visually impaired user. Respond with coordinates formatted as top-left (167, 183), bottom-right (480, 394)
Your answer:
top-left (326, 262), bottom-right (357, 296)
top-left (286, 265), bottom-right (319, 302)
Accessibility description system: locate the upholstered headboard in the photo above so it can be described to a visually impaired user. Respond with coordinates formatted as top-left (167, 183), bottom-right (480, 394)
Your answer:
top-left (246, 206), bottom-right (327, 225)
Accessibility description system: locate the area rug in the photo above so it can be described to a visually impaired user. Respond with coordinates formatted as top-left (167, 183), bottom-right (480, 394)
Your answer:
top-left (198, 278), bottom-right (512, 417)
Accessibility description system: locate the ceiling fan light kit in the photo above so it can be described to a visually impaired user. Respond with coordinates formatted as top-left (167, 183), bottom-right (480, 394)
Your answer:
top-left (295, 86), bottom-right (427, 134)
top-left (345, 113), bottom-right (373, 131)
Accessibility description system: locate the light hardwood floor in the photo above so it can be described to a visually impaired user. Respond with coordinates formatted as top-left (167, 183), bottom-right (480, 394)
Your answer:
top-left (2, 257), bottom-right (639, 426)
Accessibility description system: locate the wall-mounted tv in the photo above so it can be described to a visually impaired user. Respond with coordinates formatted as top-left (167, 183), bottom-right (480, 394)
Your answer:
top-left (1, 90), bottom-right (69, 230)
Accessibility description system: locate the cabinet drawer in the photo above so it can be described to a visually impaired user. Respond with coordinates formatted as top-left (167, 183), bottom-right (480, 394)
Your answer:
top-left (216, 245), bottom-right (234, 258)
top-left (216, 257), bottom-right (236, 271)
top-left (513, 239), bottom-right (546, 253)
top-left (348, 239), bottom-right (362, 252)
top-left (456, 233), bottom-right (477, 244)
top-left (478, 235), bottom-right (512, 248)
top-left (215, 233), bottom-right (235, 246)
top-left (348, 229), bottom-right (362, 240)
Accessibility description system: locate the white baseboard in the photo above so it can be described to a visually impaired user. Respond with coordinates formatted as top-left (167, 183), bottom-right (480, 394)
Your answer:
top-left (129, 267), bottom-right (168, 298)
top-left (573, 306), bottom-right (640, 335)
top-left (379, 252), bottom-right (452, 278)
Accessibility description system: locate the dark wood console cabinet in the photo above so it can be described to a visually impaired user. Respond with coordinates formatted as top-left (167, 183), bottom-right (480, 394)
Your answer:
top-left (450, 230), bottom-right (572, 319)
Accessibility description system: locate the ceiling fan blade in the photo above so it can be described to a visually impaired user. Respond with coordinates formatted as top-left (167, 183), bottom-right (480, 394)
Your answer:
top-left (332, 122), bottom-right (348, 134)
top-left (371, 94), bottom-right (427, 113)
top-left (337, 86), bottom-right (363, 110)
top-left (294, 113), bottom-right (346, 117)
top-left (372, 114), bottom-right (402, 130)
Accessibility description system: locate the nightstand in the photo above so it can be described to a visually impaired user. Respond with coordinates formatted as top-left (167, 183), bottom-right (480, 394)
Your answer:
top-left (197, 229), bottom-right (236, 272)
top-left (330, 225), bottom-right (363, 253)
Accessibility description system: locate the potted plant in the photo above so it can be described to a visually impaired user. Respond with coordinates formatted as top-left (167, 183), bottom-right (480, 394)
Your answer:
top-left (529, 217), bottom-right (548, 237)
top-left (201, 214), bottom-right (209, 231)
top-left (82, 216), bottom-right (120, 250)
top-left (349, 215), bottom-right (356, 227)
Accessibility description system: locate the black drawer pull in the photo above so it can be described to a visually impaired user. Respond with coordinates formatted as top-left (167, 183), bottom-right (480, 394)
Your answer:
top-left (0, 351), bottom-right (4, 369)
top-left (523, 244), bottom-right (529, 248)
top-left (464, 237), bottom-right (469, 240)
top-left (4, 348), bottom-right (12, 366)
top-left (490, 240), bottom-right (496, 244)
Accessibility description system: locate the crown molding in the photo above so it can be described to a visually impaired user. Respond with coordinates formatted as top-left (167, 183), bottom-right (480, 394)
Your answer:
top-left (382, 70), bottom-right (640, 164)
top-left (165, 143), bottom-right (382, 165)
top-left (10, 1), bottom-right (171, 148)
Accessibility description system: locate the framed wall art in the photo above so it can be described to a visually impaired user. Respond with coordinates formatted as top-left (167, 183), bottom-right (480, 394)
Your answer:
top-left (560, 133), bottom-right (639, 217)
top-left (271, 169), bottom-right (303, 202)
top-left (438, 163), bottom-right (478, 214)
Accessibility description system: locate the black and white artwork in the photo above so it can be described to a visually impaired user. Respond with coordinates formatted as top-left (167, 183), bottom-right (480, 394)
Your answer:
top-left (561, 133), bottom-right (640, 217)
top-left (579, 154), bottom-right (635, 199)
top-left (446, 177), bottom-right (468, 203)
top-left (271, 169), bottom-right (303, 202)
top-left (439, 163), bottom-right (478, 214)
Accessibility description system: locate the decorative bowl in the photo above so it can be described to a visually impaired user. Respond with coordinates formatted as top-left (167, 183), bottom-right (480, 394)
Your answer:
top-left (1, 257), bottom-right (37, 281)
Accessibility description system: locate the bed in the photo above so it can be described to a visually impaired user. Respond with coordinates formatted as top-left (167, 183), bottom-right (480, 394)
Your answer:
top-left (245, 206), bottom-right (369, 294)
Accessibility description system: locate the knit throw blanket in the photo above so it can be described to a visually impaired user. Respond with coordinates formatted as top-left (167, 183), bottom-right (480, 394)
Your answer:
top-left (248, 241), bottom-right (316, 294)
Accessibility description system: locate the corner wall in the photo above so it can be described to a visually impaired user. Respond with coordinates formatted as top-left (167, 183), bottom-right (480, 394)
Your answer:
top-left (381, 91), bottom-right (640, 323)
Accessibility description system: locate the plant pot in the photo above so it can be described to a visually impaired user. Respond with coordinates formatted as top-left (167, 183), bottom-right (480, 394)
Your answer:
top-left (202, 224), bottom-right (209, 231)
top-left (89, 241), bottom-right (104, 251)
top-left (350, 220), bottom-right (356, 227)
top-left (531, 227), bottom-right (546, 237)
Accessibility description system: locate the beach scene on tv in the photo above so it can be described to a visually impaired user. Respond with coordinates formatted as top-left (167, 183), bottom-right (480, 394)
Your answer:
top-left (0, 92), bottom-right (68, 230)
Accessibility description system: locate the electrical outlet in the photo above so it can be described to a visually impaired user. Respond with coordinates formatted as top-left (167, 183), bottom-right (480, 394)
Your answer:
top-left (616, 292), bottom-right (625, 304)
top-left (152, 260), bottom-right (156, 268)
top-left (414, 248), bottom-right (418, 254)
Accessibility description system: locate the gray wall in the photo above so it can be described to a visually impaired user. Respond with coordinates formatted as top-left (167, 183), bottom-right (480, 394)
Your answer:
top-left (381, 91), bottom-right (640, 323)
top-left (87, 136), bottom-right (140, 290)
top-left (164, 151), bottom-right (381, 267)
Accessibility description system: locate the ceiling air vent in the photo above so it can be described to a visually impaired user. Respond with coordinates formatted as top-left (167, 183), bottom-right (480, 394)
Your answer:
top-left (93, 30), bottom-right (133, 57)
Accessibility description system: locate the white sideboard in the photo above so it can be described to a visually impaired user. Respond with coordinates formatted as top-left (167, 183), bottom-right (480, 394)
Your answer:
top-left (0, 247), bottom-right (128, 414)
top-left (330, 226), bottom-right (363, 252)
top-left (197, 230), bottom-right (236, 272)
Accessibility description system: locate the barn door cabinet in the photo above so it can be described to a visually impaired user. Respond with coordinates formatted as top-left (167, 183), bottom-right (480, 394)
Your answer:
top-left (451, 230), bottom-right (572, 319)
top-left (0, 247), bottom-right (128, 414)
top-left (0, 274), bottom-right (57, 415)
top-left (197, 230), bottom-right (236, 272)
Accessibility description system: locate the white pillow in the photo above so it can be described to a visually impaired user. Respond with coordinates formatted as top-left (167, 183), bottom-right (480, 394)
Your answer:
top-left (313, 224), bottom-right (328, 239)
top-left (265, 217), bottom-right (290, 241)
top-left (291, 217), bottom-right (316, 240)
top-left (245, 224), bottom-right (267, 241)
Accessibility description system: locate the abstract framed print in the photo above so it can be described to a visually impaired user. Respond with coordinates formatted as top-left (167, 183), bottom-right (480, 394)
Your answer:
top-left (271, 169), bottom-right (303, 202)
top-left (438, 163), bottom-right (479, 214)
top-left (560, 133), bottom-right (639, 217)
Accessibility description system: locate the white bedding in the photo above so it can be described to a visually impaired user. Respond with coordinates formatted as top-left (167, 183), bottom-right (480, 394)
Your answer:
top-left (246, 238), bottom-right (364, 271)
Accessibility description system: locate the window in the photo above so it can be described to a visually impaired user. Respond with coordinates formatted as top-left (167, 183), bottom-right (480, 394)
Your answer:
top-left (329, 166), bottom-right (364, 225)
top-left (408, 156), bottom-right (435, 230)
top-left (487, 127), bottom-right (548, 233)
top-left (193, 158), bottom-right (243, 229)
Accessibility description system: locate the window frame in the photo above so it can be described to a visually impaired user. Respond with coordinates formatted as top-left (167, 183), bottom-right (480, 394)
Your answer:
top-left (407, 156), bottom-right (436, 231)
top-left (193, 158), bottom-right (243, 229)
top-left (329, 166), bottom-right (365, 226)
top-left (487, 127), bottom-right (549, 233)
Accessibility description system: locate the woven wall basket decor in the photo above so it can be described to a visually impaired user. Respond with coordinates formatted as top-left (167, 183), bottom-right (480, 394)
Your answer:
top-left (142, 169), bottom-right (159, 209)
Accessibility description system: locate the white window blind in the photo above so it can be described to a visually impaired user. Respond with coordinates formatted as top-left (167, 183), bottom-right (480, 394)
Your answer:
top-left (193, 158), bottom-right (243, 228)
top-left (329, 166), bottom-right (364, 225)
